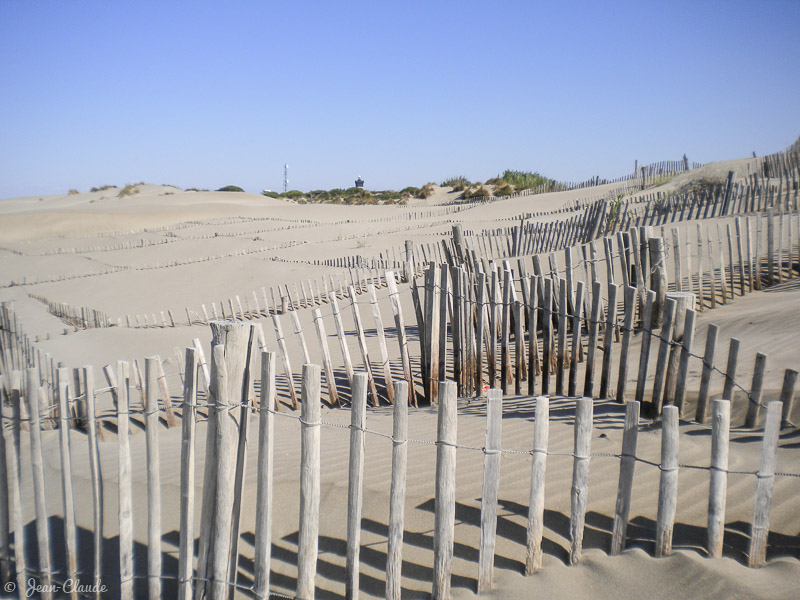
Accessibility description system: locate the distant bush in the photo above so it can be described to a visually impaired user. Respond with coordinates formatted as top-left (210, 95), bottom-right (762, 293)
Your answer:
top-left (400, 186), bottom-right (419, 197)
top-left (261, 190), bottom-right (280, 198)
top-left (489, 170), bottom-right (555, 192)
top-left (117, 185), bottom-right (139, 198)
top-left (282, 190), bottom-right (305, 200)
top-left (90, 185), bottom-right (115, 193)
top-left (417, 183), bottom-right (436, 199)
top-left (67, 189), bottom-right (80, 195)
top-left (216, 185), bottom-right (245, 192)
top-left (493, 183), bottom-right (514, 197)
top-left (186, 187), bottom-right (209, 192)
top-left (463, 185), bottom-right (490, 199)
top-left (676, 176), bottom-right (724, 196)
top-left (442, 176), bottom-right (471, 191)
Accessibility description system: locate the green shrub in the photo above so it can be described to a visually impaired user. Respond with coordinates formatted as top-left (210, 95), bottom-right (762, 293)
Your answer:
top-left (90, 185), bottom-right (115, 193)
top-left (216, 185), bottom-right (245, 192)
top-left (261, 190), bottom-right (280, 198)
top-left (67, 189), bottom-right (80, 195)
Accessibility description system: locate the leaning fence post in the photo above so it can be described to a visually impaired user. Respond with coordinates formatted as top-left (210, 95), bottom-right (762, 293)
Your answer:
top-left (650, 298), bottom-right (677, 417)
top-left (707, 399), bottom-right (730, 559)
top-left (386, 380), bottom-right (409, 600)
top-left (478, 388), bottom-right (503, 592)
top-left (433, 381), bottom-right (457, 599)
top-left (570, 398), bottom-right (593, 565)
top-left (721, 338), bottom-right (740, 405)
top-left (610, 401), bottom-right (640, 554)
top-left (779, 369), bottom-right (799, 428)
top-left (744, 353), bottom-right (768, 429)
top-left (297, 364), bottom-right (322, 600)
top-left (655, 405), bottom-right (679, 557)
top-left (695, 324), bottom-right (719, 423)
top-left (748, 401), bottom-right (782, 567)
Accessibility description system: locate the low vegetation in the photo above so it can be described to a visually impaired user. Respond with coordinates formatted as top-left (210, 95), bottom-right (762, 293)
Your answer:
top-left (261, 185), bottom-right (422, 205)
top-left (486, 169), bottom-right (556, 194)
top-left (117, 184), bottom-right (139, 198)
top-left (216, 185), bottom-right (245, 192)
top-left (441, 176), bottom-right (471, 191)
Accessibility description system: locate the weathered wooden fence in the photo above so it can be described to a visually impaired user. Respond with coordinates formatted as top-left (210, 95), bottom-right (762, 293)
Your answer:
top-left (0, 344), bottom-right (797, 599)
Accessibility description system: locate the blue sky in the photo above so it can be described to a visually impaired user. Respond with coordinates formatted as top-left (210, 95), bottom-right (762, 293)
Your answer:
top-left (1, 0), bottom-right (798, 199)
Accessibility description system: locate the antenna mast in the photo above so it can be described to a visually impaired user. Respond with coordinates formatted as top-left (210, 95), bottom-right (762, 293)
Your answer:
top-left (283, 164), bottom-right (288, 194)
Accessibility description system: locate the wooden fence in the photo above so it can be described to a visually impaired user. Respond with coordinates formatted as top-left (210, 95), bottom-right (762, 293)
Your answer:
top-left (0, 341), bottom-right (796, 599)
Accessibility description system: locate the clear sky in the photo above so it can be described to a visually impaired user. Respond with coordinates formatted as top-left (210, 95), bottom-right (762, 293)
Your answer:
top-left (1, 0), bottom-right (798, 199)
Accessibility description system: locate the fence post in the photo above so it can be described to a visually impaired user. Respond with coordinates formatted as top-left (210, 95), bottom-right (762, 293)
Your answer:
top-left (386, 381), bottom-right (409, 600)
top-left (387, 273), bottom-right (416, 406)
top-left (5, 373), bottom-right (26, 596)
top-left (615, 286), bottom-right (636, 402)
top-left (599, 284), bottom-right (618, 398)
top-left (312, 308), bottom-right (340, 407)
top-left (655, 405), bottom-right (679, 557)
top-left (253, 352), bottom-right (276, 600)
top-left (721, 338), bottom-right (740, 404)
top-left (117, 362), bottom-right (134, 600)
top-left (779, 368), bottom-right (799, 428)
top-left (650, 298), bottom-right (677, 417)
top-left (525, 395), bottom-right (549, 574)
top-left (432, 381), bottom-right (457, 599)
top-left (84, 365), bottom-right (103, 600)
top-left (744, 353), bottom-right (768, 429)
top-left (583, 281), bottom-right (602, 397)
top-left (570, 398), bottom-right (593, 565)
top-left (178, 349), bottom-right (198, 600)
top-left (297, 364), bottom-right (322, 600)
top-left (368, 285), bottom-right (395, 403)
top-left (478, 389), bottom-right (503, 592)
top-left (346, 373), bottom-right (368, 599)
top-left (674, 309), bottom-right (697, 416)
top-left (707, 399), bottom-right (730, 558)
top-left (568, 281), bottom-right (585, 397)
top-left (748, 401), bottom-right (782, 567)
top-left (56, 368), bottom-right (78, 599)
top-left (144, 358), bottom-right (164, 600)
top-left (610, 401), bottom-right (640, 554)
top-left (26, 369), bottom-right (52, 599)
top-left (648, 237), bottom-right (668, 327)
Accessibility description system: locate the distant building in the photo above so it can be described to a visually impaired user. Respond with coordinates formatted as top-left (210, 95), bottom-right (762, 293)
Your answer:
top-left (355, 176), bottom-right (364, 188)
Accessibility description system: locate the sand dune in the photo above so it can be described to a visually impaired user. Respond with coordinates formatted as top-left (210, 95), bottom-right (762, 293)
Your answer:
top-left (1, 163), bottom-right (798, 599)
